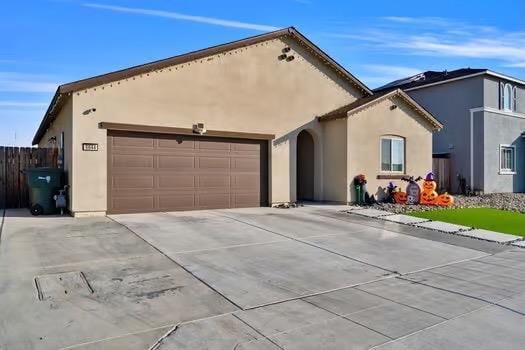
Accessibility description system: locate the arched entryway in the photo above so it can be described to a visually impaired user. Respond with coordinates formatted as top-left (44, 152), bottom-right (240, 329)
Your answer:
top-left (297, 130), bottom-right (315, 201)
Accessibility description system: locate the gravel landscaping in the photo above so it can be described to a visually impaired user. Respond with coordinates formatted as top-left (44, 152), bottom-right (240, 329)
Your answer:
top-left (371, 193), bottom-right (525, 214)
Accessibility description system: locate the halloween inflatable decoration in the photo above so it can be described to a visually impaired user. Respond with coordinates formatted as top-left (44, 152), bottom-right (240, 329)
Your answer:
top-left (386, 172), bottom-right (454, 207)
top-left (401, 176), bottom-right (423, 205)
top-left (393, 191), bottom-right (408, 204)
top-left (364, 172), bottom-right (455, 207)
top-left (420, 172), bottom-right (439, 205)
top-left (386, 182), bottom-right (397, 203)
top-left (436, 192), bottom-right (454, 207)
top-left (420, 190), bottom-right (438, 204)
top-left (422, 172), bottom-right (437, 191)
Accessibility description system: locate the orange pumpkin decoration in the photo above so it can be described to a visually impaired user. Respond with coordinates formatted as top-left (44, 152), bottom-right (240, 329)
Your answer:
top-left (394, 191), bottom-right (407, 204)
top-left (422, 180), bottom-right (436, 192)
top-left (420, 190), bottom-right (438, 205)
top-left (436, 192), bottom-right (454, 207)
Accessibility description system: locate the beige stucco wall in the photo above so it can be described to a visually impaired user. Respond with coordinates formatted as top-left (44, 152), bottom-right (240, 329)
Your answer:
top-left (68, 37), bottom-right (363, 214)
top-left (322, 118), bottom-right (348, 202)
top-left (346, 96), bottom-right (434, 201)
top-left (38, 98), bottom-right (74, 210)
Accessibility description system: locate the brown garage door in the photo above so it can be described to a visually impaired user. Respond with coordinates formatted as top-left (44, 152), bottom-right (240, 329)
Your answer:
top-left (107, 130), bottom-right (268, 214)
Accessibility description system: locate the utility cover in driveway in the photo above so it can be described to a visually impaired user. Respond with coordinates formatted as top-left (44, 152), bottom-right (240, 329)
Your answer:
top-left (107, 131), bottom-right (268, 213)
top-left (35, 271), bottom-right (94, 301)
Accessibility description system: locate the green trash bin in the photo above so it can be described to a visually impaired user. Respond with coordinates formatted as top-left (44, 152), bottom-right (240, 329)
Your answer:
top-left (24, 167), bottom-right (63, 215)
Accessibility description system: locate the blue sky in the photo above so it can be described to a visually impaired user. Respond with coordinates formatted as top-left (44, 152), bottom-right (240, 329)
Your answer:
top-left (1, 0), bottom-right (524, 145)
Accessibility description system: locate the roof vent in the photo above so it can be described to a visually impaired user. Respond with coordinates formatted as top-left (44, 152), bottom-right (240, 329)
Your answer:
top-left (412, 73), bottom-right (426, 82)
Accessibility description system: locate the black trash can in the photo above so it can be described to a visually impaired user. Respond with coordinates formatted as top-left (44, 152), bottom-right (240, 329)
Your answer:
top-left (24, 167), bottom-right (63, 215)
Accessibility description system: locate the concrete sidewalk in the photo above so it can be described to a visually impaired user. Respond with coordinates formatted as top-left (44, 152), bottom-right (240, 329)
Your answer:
top-left (1, 206), bottom-right (523, 349)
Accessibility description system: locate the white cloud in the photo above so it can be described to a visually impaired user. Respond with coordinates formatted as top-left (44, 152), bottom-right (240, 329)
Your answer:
top-left (83, 3), bottom-right (280, 32)
top-left (505, 62), bottom-right (525, 68)
top-left (0, 72), bottom-right (57, 93)
top-left (362, 64), bottom-right (422, 77)
top-left (329, 17), bottom-right (525, 69)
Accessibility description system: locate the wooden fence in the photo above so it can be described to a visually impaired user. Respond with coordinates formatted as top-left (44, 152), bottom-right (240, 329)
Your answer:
top-left (432, 157), bottom-right (451, 193)
top-left (0, 147), bottom-right (58, 209)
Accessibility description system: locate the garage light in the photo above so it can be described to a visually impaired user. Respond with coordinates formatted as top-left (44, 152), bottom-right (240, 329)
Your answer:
top-left (193, 123), bottom-right (207, 135)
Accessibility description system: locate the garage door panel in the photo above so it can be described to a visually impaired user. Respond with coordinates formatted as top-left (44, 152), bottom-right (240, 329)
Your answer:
top-left (158, 155), bottom-right (195, 169)
top-left (198, 140), bottom-right (232, 151)
top-left (158, 175), bottom-right (195, 189)
top-left (112, 175), bottom-right (155, 189)
top-left (198, 175), bottom-right (230, 189)
top-left (232, 174), bottom-right (260, 189)
top-left (231, 143), bottom-right (261, 152)
top-left (158, 137), bottom-right (195, 149)
top-left (233, 158), bottom-right (260, 171)
top-left (112, 154), bottom-right (154, 169)
top-left (197, 193), bottom-right (231, 209)
top-left (108, 131), bottom-right (267, 213)
top-left (198, 157), bottom-right (231, 169)
top-left (111, 196), bottom-right (155, 212)
top-left (111, 134), bottom-right (155, 148)
top-left (158, 193), bottom-right (195, 210)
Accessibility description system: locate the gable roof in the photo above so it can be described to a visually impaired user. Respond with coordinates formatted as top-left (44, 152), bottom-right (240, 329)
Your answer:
top-left (318, 89), bottom-right (443, 131)
top-left (33, 27), bottom-right (372, 145)
top-left (374, 68), bottom-right (525, 93)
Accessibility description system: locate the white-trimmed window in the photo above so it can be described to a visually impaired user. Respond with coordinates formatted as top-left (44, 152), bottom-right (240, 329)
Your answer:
top-left (381, 136), bottom-right (405, 172)
top-left (499, 144), bottom-right (516, 174)
top-left (500, 82), bottom-right (516, 111)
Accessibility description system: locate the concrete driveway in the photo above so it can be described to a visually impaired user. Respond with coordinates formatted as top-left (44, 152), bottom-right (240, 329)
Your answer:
top-left (1, 205), bottom-right (524, 349)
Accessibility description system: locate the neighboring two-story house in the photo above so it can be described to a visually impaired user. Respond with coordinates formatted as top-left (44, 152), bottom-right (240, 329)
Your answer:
top-left (376, 69), bottom-right (525, 194)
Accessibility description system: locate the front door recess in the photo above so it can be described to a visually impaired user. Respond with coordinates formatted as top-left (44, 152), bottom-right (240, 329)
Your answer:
top-left (297, 130), bottom-right (314, 201)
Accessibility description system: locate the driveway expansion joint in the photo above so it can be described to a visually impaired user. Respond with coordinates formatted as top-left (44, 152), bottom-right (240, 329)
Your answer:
top-left (215, 212), bottom-right (399, 275)
top-left (106, 215), bottom-right (244, 310)
top-left (396, 275), bottom-right (525, 317)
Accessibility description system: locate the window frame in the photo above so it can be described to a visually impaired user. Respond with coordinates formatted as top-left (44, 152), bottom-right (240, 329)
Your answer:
top-left (380, 135), bottom-right (406, 174)
top-left (499, 144), bottom-right (517, 175)
top-left (501, 83), bottom-right (514, 111)
top-left (512, 86), bottom-right (518, 111)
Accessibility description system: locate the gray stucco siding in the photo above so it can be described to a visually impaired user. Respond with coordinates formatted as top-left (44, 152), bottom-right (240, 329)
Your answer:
top-left (408, 76), bottom-right (484, 192)
top-left (482, 111), bottom-right (525, 193)
top-left (484, 76), bottom-right (525, 113)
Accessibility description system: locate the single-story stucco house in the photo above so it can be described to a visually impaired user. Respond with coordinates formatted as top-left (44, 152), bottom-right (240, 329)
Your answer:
top-left (33, 27), bottom-right (442, 217)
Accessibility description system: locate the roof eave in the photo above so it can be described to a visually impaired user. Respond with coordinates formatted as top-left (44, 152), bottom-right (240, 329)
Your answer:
top-left (319, 89), bottom-right (443, 131)
top-left (32, 88), bottom-right (63, 145)
top-left (33, 26), bottom-right (374, 144)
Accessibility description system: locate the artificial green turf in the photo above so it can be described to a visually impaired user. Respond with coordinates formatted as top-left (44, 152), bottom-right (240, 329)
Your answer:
top-left (408, 208), bottom-right (525, 236)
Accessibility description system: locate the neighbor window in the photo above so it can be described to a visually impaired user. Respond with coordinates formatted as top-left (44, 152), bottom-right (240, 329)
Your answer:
top-left (500, 145), bottom-right (516, 174)
top-left (381, 136), bottom-right (405, 172)
top-left (500, 82), bottom-right (516, 111)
